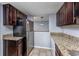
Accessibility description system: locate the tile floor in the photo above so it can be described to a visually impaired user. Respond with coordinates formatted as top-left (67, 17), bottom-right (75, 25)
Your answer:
top-left (29, 48), bottom-right (52, 56)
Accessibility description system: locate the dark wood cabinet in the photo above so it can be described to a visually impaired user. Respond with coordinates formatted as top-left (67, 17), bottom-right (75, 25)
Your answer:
top-left (74, 2), bottom-right (79, 17)
top-left (16, 10), bottom-right (25, 19)
top-left (12, 6), bottom-right (17, 25)
top-left (3, 39), bottom-right (23, 56)
top-left (56, 3), bottom-right (67, 26)
top-left (3, 4), bottom-right (17, 25)
top-left (56, 2), bottom-right (79, 26)
top-left (60, 3), bottom-right (66, 25)
top-left (22, 37), bottom-right (27, 56)
top-left (66, 2), bottom-right (74, 24)
top-left (3, 4), bottom-right (27, 25)
top-left (56, 10), bottom-right (60, 26)
top-left (74, 3), bottom-right (79, 24)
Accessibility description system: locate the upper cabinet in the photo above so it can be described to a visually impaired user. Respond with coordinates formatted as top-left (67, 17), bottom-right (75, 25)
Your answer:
top-left (3, 4), bottom-right (27, 26)
top-left (56, 2), bottom-right (79, 26)
top-left (74, 2), bottom-right (79, 17)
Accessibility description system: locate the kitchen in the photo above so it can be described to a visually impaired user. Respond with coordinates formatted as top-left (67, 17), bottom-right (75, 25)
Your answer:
top-left (0, 2), bottom-right (79, 56)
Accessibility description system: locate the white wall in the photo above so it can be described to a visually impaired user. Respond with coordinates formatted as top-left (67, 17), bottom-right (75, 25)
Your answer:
top-left (34, 21), bottom-right (49, 32)
top-left (34, 14), bottom-right (64, 49)
top-left (49, 14), bottom-right (62, 32)
top-left (0, 3), bottom-right (2, 56)
top-left (33, 16), bottom-right (51, 48)
top-left (34, 32), bottom-right (51, 48)
top-left (0, 4), bottom-right (13, 56)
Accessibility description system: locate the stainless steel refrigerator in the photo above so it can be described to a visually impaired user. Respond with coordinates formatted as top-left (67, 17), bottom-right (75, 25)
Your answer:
top-left (13, 19), bottom-right (34, 56)
top-left (26, 20), bottom-right (34, 55)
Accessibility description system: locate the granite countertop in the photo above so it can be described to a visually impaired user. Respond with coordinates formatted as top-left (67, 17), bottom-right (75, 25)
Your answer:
top-left (51, 32), bottom-right (79, 56)
top-left (3, 34), bottom-right (23, 41)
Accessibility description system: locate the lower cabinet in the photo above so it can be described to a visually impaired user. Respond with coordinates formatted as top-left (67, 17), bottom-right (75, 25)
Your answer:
top-left (3, 39), bottom-right (23, 56)
top-left (55, 44), bottom-right (63, 56)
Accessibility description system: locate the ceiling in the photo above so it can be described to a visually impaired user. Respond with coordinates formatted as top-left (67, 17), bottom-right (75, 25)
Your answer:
top-left (1, 2), bottom-right (64, 16)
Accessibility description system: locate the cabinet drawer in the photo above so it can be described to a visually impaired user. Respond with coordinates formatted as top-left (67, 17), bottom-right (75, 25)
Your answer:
top-left (7, 41), bottom-right (16, 46)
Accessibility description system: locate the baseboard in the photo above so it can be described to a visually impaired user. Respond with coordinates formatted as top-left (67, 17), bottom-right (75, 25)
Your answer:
top-left (34, 46), bottom-right (51, 49)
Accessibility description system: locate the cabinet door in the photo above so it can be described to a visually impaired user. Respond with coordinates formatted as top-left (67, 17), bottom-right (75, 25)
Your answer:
top-left (3, 40), bottom-right (17, 56)
top-left (60, 4), bottom-right (65, 25)
top-left (3, 40), bottom-right (23, 56)
top-left (3, 4), bottom-right (17, 25)
top-left (9, 5), bottom-right (13, 25)
top-left (3, 4), bottom-right (26, 25)
top-left (56, 3), bottom-right (66, 26)
top-left (56, 10), bottom-right (62, 26)
top-left (63, 3), bottom-right (67, 25)
top-left (12, 7), bottom-right (17, 25)
top-left (56, 2), bottom-right (74, 26)
top-left (59, 8), bottom-right (63, 25)
top-left (3, 4), bottom-right (9, 25)
top-left (56, 11), bottom-right (60, 26)
top-left (8, 46), bottom-right (17, 56)
top-left (66, 2), bottom-right (74, 24)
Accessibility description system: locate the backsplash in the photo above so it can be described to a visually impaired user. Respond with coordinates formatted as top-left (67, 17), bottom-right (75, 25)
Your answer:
top-left (1, 26), bottom-right (13, 35)
top-left (61, 25), bottom-right (79, 38)
top-left (51, 32), bottom-right (79, 39)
